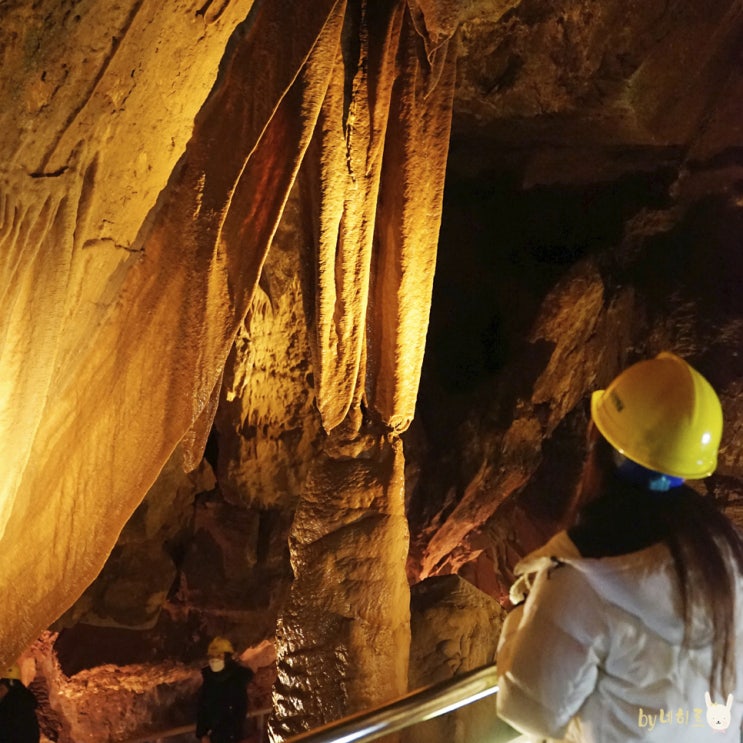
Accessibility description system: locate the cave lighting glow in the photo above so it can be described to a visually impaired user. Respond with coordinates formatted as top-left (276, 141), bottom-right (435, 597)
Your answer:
top-left (421, 683), bottom-right (500, 721)
top-left (330, 723), bottom-right (388, 743)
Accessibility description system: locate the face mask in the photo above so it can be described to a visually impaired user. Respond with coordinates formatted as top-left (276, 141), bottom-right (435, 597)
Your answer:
top-left (208, 658), bottom-right (225, 673)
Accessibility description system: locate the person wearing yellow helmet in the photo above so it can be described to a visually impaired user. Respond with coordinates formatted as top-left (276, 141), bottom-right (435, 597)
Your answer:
top-left (0, 662), bottom-right (40, 743)
top-left (496, 353), bottom-right (743, 742)
top-left (195, 637), bottom-right (254, 743)
top-left (590, 351), bottom-right (723, 487)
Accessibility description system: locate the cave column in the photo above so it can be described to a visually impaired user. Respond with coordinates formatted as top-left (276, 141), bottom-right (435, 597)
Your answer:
top-left (270, 0), bottom-right (457, 737)
top-left (272, 423), bottom-right (410, 737)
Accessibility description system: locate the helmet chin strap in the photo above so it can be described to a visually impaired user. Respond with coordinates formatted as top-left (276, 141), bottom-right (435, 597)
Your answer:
top-left (612, 449), bottom-right (685, 492)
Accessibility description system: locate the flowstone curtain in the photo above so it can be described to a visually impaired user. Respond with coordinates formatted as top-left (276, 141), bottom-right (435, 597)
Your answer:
top-left (0, 0), bottom-right (458, 699)
top-left (0, 0), bottom-right (341, 664)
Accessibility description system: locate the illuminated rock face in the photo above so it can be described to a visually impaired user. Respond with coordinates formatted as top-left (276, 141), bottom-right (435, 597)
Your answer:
top-left (2, 0), bottom-right (743, 741)
top-left (3, 0), bottom-right (456, 739)
top-left (271, 433), bottom-right (411, 739)
top-left (0, 0), bottom-right (260, 662)
top-left (405, 575), bottom-right (506, 743)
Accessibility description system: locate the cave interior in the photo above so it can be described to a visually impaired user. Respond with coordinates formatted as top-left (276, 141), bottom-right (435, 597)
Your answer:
top-left (1, 0), bottom-right (743, 741)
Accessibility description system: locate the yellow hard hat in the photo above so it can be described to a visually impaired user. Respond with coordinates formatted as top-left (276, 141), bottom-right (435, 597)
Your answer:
top-left (2, 663), bottom-right (21, 681)
top-left (591, 352), bottom-right (723, 479)
top-left (207, 636), bottom-right (234, 657)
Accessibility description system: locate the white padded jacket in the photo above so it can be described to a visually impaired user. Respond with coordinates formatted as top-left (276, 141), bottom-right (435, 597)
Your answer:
top-left (496, 531), bottom-right (743, 742)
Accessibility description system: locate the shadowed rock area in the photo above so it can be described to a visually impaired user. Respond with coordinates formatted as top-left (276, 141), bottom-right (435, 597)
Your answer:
top-left (2, 0), bottom-right (742, 741)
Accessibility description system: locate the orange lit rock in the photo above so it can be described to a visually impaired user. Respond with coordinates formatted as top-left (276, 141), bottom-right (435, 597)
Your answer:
top-left (215, 190), bottom-right (323, 510)
top-left (3, 0), bottom-right (743, 739)
top-left (409, 574), bottom-right (504, 684)
top-left (269, 2), bottom-right (458, 735)
top-left (3, 0), bottom-right (459, 737)
top-left (0, 0), bottom-right (255, 663)
top-left (31, 632), bottom-right (202, 743)
top-left (300, 2), bottom-right (456, 435)
top-left (405, 574), bottom-right (506, 743)
top-left (0, 0), bottom-right (342, 666)
top-left (271, 432), bottom-right (410, 738)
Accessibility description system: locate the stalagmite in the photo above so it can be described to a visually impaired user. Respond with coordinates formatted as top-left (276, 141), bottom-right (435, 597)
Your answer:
top-left (272, 432), bottom-right (410, 739)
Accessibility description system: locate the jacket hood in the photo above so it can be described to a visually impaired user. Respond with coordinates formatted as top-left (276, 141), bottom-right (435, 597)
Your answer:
top-left (514, 531), bottom-right (699, 646)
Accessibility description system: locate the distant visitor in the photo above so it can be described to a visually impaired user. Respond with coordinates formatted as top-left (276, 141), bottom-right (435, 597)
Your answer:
top-left (196, 636), bottom-right (254, 743)
top-left (0, 662), bottom-right (40, 743)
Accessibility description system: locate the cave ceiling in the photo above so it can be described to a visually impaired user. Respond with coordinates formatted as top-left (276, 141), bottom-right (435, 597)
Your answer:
top-left (2, 0), bottom-right (743, 740)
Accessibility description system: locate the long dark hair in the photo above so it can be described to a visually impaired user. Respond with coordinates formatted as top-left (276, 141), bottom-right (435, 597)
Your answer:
top-left (568, 428), bottom-right (743, 697)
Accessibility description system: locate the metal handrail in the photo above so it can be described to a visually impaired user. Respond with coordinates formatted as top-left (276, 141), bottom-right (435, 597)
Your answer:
top-left (119, 664), bottom-right (524, 743)
top-left (283, 663), bottom-right (519, 743)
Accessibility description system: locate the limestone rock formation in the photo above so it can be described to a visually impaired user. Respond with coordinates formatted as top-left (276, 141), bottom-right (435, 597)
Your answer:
top-left (271, 433), bottom-right (411, 739)
top-left (0, 0), bottom-right (259, 663)
top-left (405, 574), bottom-right (506, 743)
top-left (3, 0), bottom-right (458, 738)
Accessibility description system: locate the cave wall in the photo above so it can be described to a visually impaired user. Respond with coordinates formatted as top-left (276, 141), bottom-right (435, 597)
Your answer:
top-left (1, 0), bottom-right (257, 662)
top-left (407, 0), bottom-right (743, 583)
top-left (411, 183), bottom-right (743, 586)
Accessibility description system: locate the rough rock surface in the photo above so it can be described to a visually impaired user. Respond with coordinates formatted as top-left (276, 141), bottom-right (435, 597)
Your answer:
top-left (404, 574), bottom-right (506, 743)
top-left (271, 433), bottom-right (411, 738)
top-left (0, 0), bottom-right (260, 662)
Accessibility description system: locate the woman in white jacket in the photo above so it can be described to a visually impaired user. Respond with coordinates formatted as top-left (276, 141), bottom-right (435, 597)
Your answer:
top-left (496, 352), bottom-right (743, 742)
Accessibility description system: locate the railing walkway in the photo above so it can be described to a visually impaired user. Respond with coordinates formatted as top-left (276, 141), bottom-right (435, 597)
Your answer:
top-left (121, 664), bottom-right (526, 743)
top-left (283, 663), bottom-right (523, 743)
